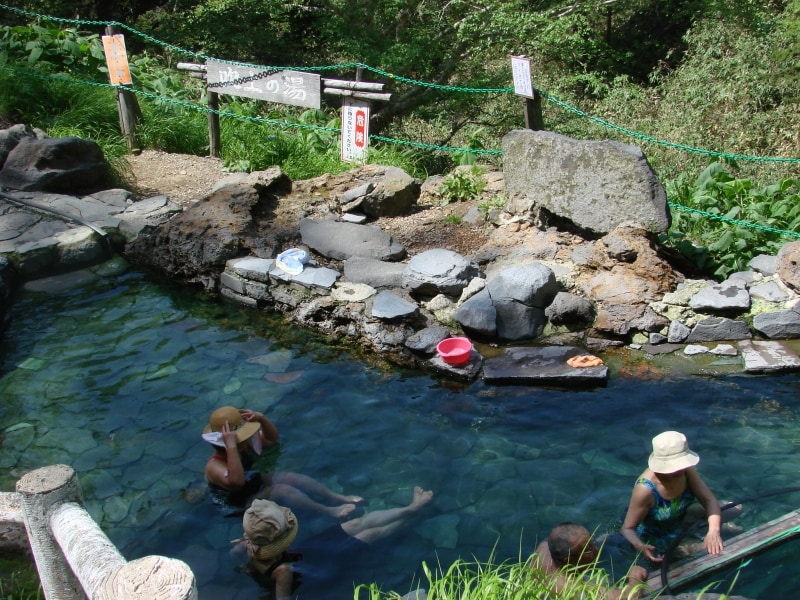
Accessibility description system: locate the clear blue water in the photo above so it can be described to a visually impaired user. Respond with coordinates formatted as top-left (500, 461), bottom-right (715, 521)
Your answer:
top-left (2, 264), bottom-right (800, 599)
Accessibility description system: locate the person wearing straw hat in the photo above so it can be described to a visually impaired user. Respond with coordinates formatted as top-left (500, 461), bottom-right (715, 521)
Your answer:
top-left (202, 406), bottom-right (363, 518)
top-left (232, 488), bottom-right (434, 599)
top-left (620, 430), bottom-right (736, 564)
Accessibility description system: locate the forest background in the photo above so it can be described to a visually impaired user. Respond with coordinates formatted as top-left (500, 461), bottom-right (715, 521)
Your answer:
top-left (1, 0), bottom-right (800, 278)
top-left (1, 1), bottom-right (800, 598)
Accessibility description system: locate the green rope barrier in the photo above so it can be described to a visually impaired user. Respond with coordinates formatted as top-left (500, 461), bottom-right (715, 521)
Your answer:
top-left (541, 91), bottom-right (800, 165)
top-left (0, 65), bottom-right (498, 156)
top-left (667, 200), bottom-right (800, 240)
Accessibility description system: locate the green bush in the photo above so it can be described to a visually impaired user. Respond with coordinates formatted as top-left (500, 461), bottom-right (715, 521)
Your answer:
top-left (664, 161), bottom-right (800, 278)
top-left (439, 166), bottom-right (486, 204)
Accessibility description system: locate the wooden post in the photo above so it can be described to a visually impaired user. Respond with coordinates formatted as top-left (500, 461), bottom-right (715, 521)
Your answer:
top-left (17, 464), bottom-right (197, 600)
top-left (49, 502), bottom-right (126, 598)
top-left (16, 464), bottom-right (84, 600)
top-left (99, 556), bottom-right (197, 600)
top-left (524, 94), bottom-right (544, 131)
top-left (105, 25), bottom-right (141, 151)
top-left (208, 90), bottom-right (221, 157)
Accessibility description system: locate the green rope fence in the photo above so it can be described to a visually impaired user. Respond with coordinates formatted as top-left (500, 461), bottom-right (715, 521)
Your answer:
top-left (1, 2), bottom-right (799, 240)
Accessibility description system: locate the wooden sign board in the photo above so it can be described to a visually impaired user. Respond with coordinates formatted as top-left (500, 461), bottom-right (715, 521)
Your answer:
top-left (341, 98), bottom-right (370, 163)
top-left (511, 55), bottom-right (534, 98)
top-left (102, 34), bottom-right (132, 85)
top-left (205, 60), bottom-right (320, 109)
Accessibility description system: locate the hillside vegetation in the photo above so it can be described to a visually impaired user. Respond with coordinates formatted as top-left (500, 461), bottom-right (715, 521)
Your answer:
top-left (0, 0), bottom-right (799, 277)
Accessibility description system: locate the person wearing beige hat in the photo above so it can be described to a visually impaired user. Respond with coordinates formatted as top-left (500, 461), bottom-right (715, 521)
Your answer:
top-left (202, 405), bottom-right (363, 518)
top-left (620, 431), bottom-right (729, 564)
top-left (232, 487), bottom-right (434, 599)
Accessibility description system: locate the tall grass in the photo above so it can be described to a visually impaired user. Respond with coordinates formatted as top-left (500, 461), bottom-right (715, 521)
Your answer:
top-left (353, 553), bottom-right (644, 600)
top-left (0, 560), bottom-right (42, 600)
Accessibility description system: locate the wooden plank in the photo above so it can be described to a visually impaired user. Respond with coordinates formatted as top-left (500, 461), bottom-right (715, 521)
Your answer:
top-left (739, 339), bottom-right (800, 373)
top-left (322, 78), bottom-right (384, 91)
top-left (205, 60), bottom-right (320, 109)
top-left (176, 62), bottom-right (206, 73)
top-left (646, 509), bottom-right (800, 591)
top-left (323, 88), bottom-right (392, 102)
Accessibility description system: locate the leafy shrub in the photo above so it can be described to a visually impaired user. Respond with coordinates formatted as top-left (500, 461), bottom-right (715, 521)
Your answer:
top-left (477, 194), bottom-right (508, 221)
top-left (664, 161), bottom-right (800, 278)
top-left (440, 166), bottom-right (486, 204)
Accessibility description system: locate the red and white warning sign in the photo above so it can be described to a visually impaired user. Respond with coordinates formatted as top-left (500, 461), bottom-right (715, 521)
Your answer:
top-left (341, 97), bottom-right (370, 163)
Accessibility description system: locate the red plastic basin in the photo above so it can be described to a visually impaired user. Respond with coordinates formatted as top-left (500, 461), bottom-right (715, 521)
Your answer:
top-left (436, 337), bottom-right (472, 365)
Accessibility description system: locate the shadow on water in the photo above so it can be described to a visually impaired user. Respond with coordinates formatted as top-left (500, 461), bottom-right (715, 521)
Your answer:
top-left (2, 267), bottom-right (800, 599)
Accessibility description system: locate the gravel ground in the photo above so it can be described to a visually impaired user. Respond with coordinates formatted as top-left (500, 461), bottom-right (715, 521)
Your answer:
top-left (124, 150), bottom-right (499, 257)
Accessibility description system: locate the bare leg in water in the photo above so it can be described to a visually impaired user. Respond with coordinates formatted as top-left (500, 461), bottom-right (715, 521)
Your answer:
top-left (267, 471), bottom-right (364, 519)
top-left (341, 486), bottom-right (434, 544)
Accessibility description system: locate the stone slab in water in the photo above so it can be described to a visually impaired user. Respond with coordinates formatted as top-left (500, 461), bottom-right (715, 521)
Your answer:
top-left (427, 350), bottom-right (483, 381)
top-left (482, 346), bottom-right (608, 386)
top-left (739, 339), bottom-right (800, 373)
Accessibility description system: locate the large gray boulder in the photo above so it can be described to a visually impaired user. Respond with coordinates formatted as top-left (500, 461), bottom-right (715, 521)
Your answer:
top-left (402, 249), bottom-right (481, 298)
top-left (335, 166), bottom-right (421, 217)
top-left (300, 218), bottom-right (406, 261)
top-left (752, 307), bottom-right (800, 339)
top-left (776, 240), bottom-right (800, 292)
top-left (502, 129), bottom-right (670, 234)
top-left (0, 136), bottom-right (109, 193)
top-left (486, 263), bottom-right (558, 341)
top-left (343, 255), bottom-right (405, 288)
top-left (0, 123), bottom-right (42, 168)
top-left (125, 182), bottom-right (279, 284)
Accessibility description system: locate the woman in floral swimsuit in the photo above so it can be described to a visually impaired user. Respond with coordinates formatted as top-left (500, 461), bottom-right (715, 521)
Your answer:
top-left (620, 431), bottom-right (725, 564)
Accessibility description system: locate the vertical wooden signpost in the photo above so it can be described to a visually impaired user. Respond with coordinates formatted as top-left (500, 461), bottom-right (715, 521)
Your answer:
top-left (102, 27), bottom-right (140, 150)
top-left (322, 78), bottom-right (391, 163)
top-left (178, 60), bottom-right (322, 157)
top-left (511, 55), bottom-right (544, 131)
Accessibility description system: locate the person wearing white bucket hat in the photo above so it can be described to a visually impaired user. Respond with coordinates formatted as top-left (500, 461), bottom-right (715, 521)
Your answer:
top-left (620, 431), bottom-right (730, 564)
top-left (202, 405), bottom-right (363, 518)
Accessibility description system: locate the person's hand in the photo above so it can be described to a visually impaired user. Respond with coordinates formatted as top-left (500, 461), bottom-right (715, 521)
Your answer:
top-left (641, 544), bottom-right (662, 563)
top-left (220, 421), bottom-right (239, 449)
top-left (704, 530), bottom-right (723, 555)
top-left (239, 409), bottom-right (263, 422)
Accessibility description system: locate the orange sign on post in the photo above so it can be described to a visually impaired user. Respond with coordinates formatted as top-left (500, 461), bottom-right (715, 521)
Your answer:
top-left (102, 34), bottom-right (132, 85)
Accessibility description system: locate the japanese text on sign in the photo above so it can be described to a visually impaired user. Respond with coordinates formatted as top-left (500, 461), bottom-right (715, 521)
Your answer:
top-left (341, 98), bottom-right (370, 163)
top-left (102, 34), bottom-right (132, 85)
top-left (205, 60), bottom-right (321, 109)
top-left (511, 56), bottom-right (534, 98)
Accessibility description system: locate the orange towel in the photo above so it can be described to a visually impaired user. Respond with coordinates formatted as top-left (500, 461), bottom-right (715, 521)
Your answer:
top-left (567, 354), bottom-right (603, 368)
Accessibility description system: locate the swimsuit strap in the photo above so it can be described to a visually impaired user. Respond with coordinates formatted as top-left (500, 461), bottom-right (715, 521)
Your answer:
top-left (636, 476), bottom-right (690, 506)
top-left (210, 454), bottom-right (227, 463)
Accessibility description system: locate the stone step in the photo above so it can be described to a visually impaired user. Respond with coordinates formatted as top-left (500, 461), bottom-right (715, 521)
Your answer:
top-left (738, 339), bottom-right (800, 373)
top-left (482, 345), bottom-right (608, 387)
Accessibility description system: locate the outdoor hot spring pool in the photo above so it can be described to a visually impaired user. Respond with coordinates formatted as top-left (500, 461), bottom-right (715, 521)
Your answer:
top-left (2, 265), bottom-right (800, 599)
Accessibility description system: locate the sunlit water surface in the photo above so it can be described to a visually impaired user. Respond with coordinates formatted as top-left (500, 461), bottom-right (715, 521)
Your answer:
top-left (2, 267), bottom-right (799, 599)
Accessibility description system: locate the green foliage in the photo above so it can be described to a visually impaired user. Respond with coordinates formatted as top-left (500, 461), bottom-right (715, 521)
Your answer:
top-left (665, 162), bottom-right (800, 278)
top-left (0, 560), bottom-right (42, 600)
top-left (354, 553), bottom-right (644, 600)
top-left (0, 23), bottom-right (105, 76)
top-left (440, 167), bottom-right (486, 204)
top-left (478, 195), bottom-right (508, 222)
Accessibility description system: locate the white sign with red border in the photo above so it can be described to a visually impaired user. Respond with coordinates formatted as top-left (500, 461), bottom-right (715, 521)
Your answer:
top-left (341, 98), bottom-right (370, 163)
